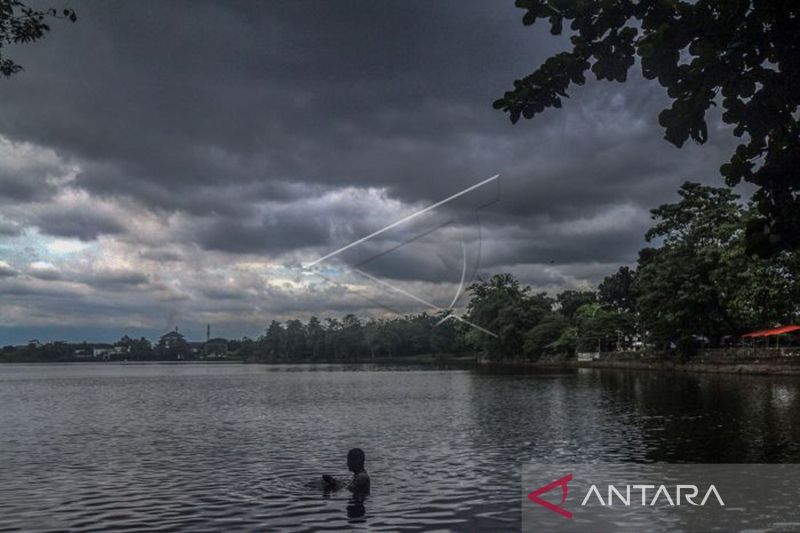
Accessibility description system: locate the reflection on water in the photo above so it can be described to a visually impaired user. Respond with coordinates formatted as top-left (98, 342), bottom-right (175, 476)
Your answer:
top-left (0, 363), bottom-right (798, 531)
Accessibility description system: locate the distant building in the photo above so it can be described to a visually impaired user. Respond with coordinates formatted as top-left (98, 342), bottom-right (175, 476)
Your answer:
top-left (158, 326), bottom-right (227, 360)
top-left (160, 330), bottom-right (186, 350)
top-left (187, 341), bottom-right (205, 355)
top-left (74, 348), bottom-right (93, 359)
top-left (73, 343), bottom-right (126, 360)
top-left (92, 344), bottom-right (114, 358)
top-left (203, 324), bottom-right (227, 359)
top-left (204, 338), bottom-right (228, 358)
top-left (158, 329), bottom-right (191, 360)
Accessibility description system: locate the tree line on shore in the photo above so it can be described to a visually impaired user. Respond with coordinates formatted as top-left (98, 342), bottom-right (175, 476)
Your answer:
top-left (3, 182), bottom-right (799, 363)
top-left (464, 182), bottom-right (800, 359)
top-left (0, 335), bottom-right (246, 363)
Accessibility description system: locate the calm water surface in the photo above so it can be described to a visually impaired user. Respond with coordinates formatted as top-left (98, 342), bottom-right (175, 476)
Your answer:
top-left (1, 363), bottom-right (799, 531)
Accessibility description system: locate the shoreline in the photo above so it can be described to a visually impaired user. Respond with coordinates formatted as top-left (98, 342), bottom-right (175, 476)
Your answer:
top-left (480, 350), bottom-right (800, 376)
top-left (5, 353), bottom-right (800, 376)
top-left (0, 355), bottom-right (474, 366)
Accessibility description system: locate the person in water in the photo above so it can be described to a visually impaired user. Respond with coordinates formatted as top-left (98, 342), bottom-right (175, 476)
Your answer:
top-left (322, 448), bottom-right (370, 495)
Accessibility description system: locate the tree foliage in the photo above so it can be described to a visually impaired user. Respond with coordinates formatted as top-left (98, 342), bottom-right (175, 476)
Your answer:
top-left (523, 314), bottom-right (568, 357)
top-left (635, 181), bottom-right (800, 353)
top-left (598, 266), bottom-right (636, 313)
top-left (574, 303), bottom-right (636, 353)
top-left (465, 274), bottom-right (554, 359)
top-left (0, 0), bottom-right (75, 77)
top-left (556, 289), bottom-right (596, 319)
top-left (237, 312), bottom-right (467, 363)
top-left (495, 0), bottom-right (800, 256)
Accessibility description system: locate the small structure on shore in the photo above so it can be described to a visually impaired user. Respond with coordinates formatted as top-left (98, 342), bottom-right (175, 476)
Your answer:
top-left (742, 325), bottom-right (800, 348)
top-left (158, 326), bottom-right (228, 360)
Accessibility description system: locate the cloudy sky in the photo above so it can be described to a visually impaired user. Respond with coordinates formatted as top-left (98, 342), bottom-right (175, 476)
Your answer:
top-left (0, 1), bottom-right (741, 344)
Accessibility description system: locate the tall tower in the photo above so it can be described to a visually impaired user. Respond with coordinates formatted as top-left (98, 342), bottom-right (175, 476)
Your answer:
top-left (206, 323), bottom-right (210, 341)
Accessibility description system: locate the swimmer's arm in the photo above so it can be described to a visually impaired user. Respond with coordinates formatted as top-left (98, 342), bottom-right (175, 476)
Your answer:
top-left (321, 474), bottom-right (343, 490)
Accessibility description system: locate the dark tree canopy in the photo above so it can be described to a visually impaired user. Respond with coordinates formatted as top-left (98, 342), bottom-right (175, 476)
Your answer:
top-left (629, 181), bottom-right (800, 353)
top-left (495, 0), bottom-right (800, 257)
top-left (598, 266), bottom-right (636, 313)
top-left (0, 0), bottom-right (75, 77)
top-left (555, 289), bottom-right (596, 319)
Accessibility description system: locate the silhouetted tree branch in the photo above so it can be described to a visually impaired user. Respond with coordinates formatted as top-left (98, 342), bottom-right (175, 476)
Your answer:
top-left (495, 0), bottom-right (800, 257)
top-left (0, 0), bottom-right (75, 77)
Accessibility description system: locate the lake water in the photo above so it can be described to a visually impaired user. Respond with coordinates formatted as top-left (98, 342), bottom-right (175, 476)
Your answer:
top-left (1, 363), bottom-right (799, 531)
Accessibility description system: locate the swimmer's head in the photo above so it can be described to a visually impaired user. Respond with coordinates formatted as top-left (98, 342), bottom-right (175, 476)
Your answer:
top-left (347, 448), bottom-right (365, 473)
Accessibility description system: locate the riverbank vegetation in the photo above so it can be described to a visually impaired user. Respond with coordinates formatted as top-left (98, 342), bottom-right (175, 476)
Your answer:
top-left (467, 183), bottom-right (800, 360)
top-left (3, 182), bottom-right (799, 364)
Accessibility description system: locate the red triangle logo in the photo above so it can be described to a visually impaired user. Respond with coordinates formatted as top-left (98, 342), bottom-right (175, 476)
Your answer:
top-left (527, 473), bottom-right (573, 520)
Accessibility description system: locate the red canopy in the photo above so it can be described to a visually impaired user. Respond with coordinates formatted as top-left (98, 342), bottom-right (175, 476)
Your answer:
top-left (742, 325), bottom-right (800, 338)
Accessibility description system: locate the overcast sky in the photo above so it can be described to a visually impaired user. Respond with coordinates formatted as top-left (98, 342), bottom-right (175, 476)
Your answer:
top-left (0, 0), bottom-right (741, 344)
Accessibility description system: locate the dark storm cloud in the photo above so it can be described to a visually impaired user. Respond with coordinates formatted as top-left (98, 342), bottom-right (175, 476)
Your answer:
top-left (138, 248), bottom-right (183, 262)
top-left (0, 0), bottom-right (745, 339)
top-left (201, 287), bottom-right (248, 300)
top-left (0, 262), bottom-right (18, 277)
top-left (192, 209), bottom-right (331, 255)
top-left (20, 262), bottom-right (150, 290)
top-left (79, 270), bottom-right (149, 291)
top-left (0, 218), bottom-right (22, 237)
top-left (2, 1), bottom-right (731, 227)
top-left (0, 144), bottom-right (65, 203)
top-left (33, 209), bottom-right (126, 241)
top-left (27, 262), bottom-right (62, 281)
top-left (0, 2), bottom-right (563, 201)
top-left (0, 169), bottom-right (54, 203)
top-left (476, 214), bottom-right (651, 268)
top-left (0, 278), bottom-right (77, 297)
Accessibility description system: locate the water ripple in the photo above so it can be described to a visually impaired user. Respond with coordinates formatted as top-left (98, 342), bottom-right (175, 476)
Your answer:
top-left (1, 363), bottom-right (799, 530)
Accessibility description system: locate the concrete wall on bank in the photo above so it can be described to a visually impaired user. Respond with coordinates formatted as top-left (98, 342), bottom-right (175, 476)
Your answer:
top-left (479, 347), bottom-right (800, 376)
